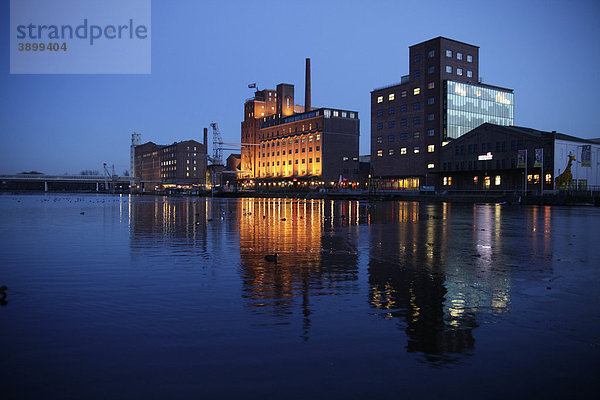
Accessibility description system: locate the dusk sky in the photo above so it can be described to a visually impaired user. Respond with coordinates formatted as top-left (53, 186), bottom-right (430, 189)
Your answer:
top-left (1, 0), bottom-right (599, 175)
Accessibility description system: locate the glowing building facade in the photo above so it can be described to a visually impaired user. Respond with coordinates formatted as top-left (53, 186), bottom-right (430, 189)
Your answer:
top-left (241, 59), bottom-right (360, 188)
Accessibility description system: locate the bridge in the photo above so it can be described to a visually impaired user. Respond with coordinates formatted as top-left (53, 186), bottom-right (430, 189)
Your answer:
top-left (0, 173), bottom-right (136, 192)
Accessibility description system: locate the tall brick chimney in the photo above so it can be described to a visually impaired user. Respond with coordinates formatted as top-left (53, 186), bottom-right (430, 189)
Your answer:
top-left (305, 58), bottom-right (311, 112)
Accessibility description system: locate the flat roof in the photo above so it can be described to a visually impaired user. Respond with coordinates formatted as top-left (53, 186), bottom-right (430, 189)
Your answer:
top-left (409, 36), bottom-right (479, 49)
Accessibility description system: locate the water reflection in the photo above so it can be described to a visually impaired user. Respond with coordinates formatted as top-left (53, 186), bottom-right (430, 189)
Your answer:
top-left (125, 196), bottom-right (558, 363)
top-left (238, 199), bottom-right (360, 341)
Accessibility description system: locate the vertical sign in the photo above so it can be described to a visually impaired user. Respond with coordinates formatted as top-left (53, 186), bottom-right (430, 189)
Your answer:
top-left (517, 149), bottom-right (527, 168)
top-left (534, 148), bottom-right (543, 168)
top-left (581, 145), bottom-right (591, 167)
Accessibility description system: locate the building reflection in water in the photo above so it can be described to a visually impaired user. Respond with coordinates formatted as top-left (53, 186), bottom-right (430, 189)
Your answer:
top-left (238, 198), bottom-right (361, 341)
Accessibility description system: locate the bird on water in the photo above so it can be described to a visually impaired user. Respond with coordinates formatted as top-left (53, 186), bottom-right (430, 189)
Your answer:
top-left (264, 253), bottom-right (278, 263)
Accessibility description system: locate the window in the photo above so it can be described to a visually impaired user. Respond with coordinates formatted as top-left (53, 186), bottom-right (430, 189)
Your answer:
top-left (377, 109), bottom-right (383, 116)
top-left (413, 102), bottom-right (420, 110)
top-left (428, 82), bottom-right (435, 89)
top-left (389, 93), bottom-right (395, 101)
top-left (427, 113), bottom-right (434, 121)
top-left (377, 96), bottom-right (383, 103)
top-left (467, 55), bottom-right (473, 63)
top-left (428, 163), bottom-right (435, 169)
top-left (495, 175), bottom-right (501, 186)
top-left (302, 159), bottom-right (305, 163)
top-left (457, 52), bottom-right (463, 60)
top-left (377, 136), bottom-right (383, 144)
top-left (317, 157), bottom-right (320, 162)
top-left (446, 65), bottom-right (452, 73)
top-left (413, 131), bottom-right (420, 139)
top-left (401, 147), bottom-right (407, 154)
top-left (413, 117), bottom-right (421, 125)
top-left (428, 144), bottom-right (435, 152)
top-left (400, 104), bottom-right (407, 112)
top-left (400, 133), bottom-right (408, 140)
top-left (341, 111), bottom-right (347, 118)
top-left (413, 55), bottom-right (420, 62)
top-left (428, 50), bottom-right (435, 58)
top-left (388, 149), bottom-right (395, 156)
top-left (443, 176), bottom-right (452, 186)
top-left (401, 90), bottom-right (407, 97)
top-left (388, 107), bottom-right (395, 115)
top-left (388, 135), bottom-right (395, 142)
top-left (377, 150), bottom-right (383, 157)
top-left (413, 88), bottom-right (421, 95)
top-left (474, 176), bottom-right (478, 184)
top-left (316, 146), bottom-right (320, 151)
top-left (427, 97), bottom-right (435, 105)
top-left (428, 129), bottom-right (435, 136)
top-left (457, 68), bottom-right (463, 76)
top-left (333, 110), bottom-right (339, 117)
top-left (400, 119), bottom-right (407, 126)
top-left (309, 158), bottom-right (312, 163)
top-left (467, 70), bottom-right (473, 78)
top-left (377, 123), bottom-right (383, 130)
top-left (414, 70), bottom-right (420, 77)
top-left (414, 147), bottom-right (420, 154)
top-left (388, 121), bottom-right (395, 128)
top-left (309, 147), bottom-right (312, 152)
top-left (446, 50), bottom-right (452, 57)
top-left (427, 66), bottom-right (435, 74)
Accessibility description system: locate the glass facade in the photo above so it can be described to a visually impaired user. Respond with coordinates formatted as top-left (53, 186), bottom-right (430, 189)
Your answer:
top-left (445, 81), bottom-right (514, 139)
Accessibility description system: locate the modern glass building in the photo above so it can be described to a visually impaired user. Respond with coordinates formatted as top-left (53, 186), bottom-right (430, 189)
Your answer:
top-left (445, 81), bottom-right (514, 140)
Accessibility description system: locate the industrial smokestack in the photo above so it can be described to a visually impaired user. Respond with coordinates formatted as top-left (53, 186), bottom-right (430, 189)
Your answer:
top-left (305, 58), bottom-right (311, 112)
top-left (203, 127), bottom-right (208, 146)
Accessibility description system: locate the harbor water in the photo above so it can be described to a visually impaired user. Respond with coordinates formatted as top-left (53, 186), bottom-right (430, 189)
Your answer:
top-left (1, 193), bottom-right (599, 399)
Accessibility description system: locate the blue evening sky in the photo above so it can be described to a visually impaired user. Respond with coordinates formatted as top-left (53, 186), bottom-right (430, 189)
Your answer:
top-left (1, 0), bottom-right (599, 175)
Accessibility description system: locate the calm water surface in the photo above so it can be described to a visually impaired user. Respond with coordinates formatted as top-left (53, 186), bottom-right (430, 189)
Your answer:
top-left (1, 194), bottom-right (599, 399)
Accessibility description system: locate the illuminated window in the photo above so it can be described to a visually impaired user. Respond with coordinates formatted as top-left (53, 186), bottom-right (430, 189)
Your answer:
top-left (495, 175), bottom-right (501, 185)
top-left (428, 50), bottom-right (435, 58)
top-left (388, 149), bottom-right (395, 156)
top-left (413, 87), bottom-right (421, 95)
top-left (484, 176), bottom-right (491, 188)
top-left (473, 176), bottom-right (478, 184)
top-left (446, 65), bottom-right (452, 73)
top-left (467, 70), bottom-right (473, 78)
top-left (389, 93), bottom-right (395, 101)
top-left (401, 147), bottom-right (407, 154)
top-left (446, 50), bottom-right (452, 57)
top-left (401, 90), bottom-right (407, 97)
top-left (527, 174), bottom-right (533, 182)
top-left (467, 55), bottom-right (473, 62)
top-left (545, 173), bottom-right (552, 184)
top-left (457, 68), bottom-right (463, 76)
top-left (428, 82), bottom-right (435, 89)
top-left (443, 176), bottom-right (452, 186)
top-left (428, 144), bottom-right (435, 153)
top-left (413, 147), bottom-right (420, 154)
top-left (457, 52), bottom-right (463, 60)
top-left (316, 134), bottom-right (320, 141)
top-left (333, 110), bottom-right (339, 117)
top-left (377, 96), bottom-right (383, 103)
top-left (377, 150), bottom-right (383, 157)
top-left (428, 163), bottom-right (435, 169)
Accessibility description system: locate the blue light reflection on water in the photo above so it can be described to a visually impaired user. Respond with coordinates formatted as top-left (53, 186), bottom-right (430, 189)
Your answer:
top-left (0, 194), bottom-right (599, 399)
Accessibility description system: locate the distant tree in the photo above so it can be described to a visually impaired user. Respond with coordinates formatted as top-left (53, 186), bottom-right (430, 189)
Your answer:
top-left (80, 170), bottom-right (100, 175)
top-left (18, 171), bottom-right (44, 175)
top-left (123, 170), bottom-right (129, 176)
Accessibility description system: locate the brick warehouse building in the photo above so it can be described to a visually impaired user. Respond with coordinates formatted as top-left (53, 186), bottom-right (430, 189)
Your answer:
top-left (133, 135), bottom-right (208, 192)
top-left (371, 37), bottom-right (514, 190)
top-left (240, 59), bottom-right (360, 188)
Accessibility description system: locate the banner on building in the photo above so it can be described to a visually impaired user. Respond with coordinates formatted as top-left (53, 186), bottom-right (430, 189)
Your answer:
top-left (534, 148), bottom-right (543, 168)
top-left (581, 145), bottom-right (591, 167)
top-left (517, 149), bottom-right (527, 168)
